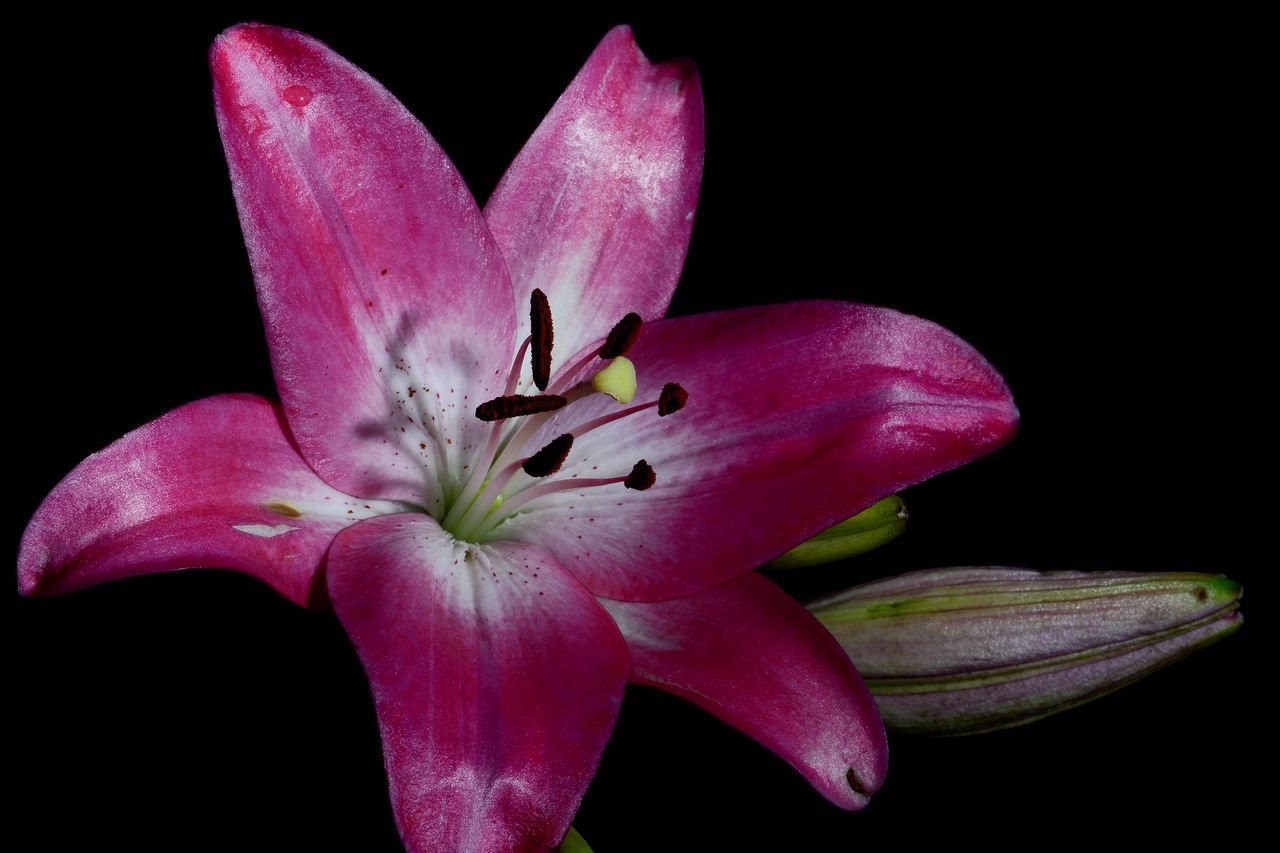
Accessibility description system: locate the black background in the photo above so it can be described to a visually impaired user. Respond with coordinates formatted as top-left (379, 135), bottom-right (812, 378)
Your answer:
top-left (12, 8), bottom-right (1265, 851)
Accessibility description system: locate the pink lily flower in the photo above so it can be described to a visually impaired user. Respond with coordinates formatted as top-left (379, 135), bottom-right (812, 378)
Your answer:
top-left (17, 23), bottom-right (1017, 852)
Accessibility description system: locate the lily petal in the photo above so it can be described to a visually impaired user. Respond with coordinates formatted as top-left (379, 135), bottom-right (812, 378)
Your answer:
top-left (18, 394), bottom-right (401, 607)
top-left (212, 24), bottom-right (516, 509)
top-left (601, 572), bottom-right (887, 809)
top-left (484, 25), bottom-right (704, 374)
top-left (327, 513), bottom-right (629, 852)
top-left (505, 302), bottom-right (1019, 600)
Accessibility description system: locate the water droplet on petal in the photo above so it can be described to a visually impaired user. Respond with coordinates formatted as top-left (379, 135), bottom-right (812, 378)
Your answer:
top-left (282, 84), bottom-right (313, 107)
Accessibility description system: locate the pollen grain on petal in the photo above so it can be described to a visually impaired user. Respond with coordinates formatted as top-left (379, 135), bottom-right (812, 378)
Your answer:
top-left (265, 501), bottom-right (302, 518)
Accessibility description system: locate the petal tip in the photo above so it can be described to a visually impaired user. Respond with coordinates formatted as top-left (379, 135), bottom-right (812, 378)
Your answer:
top-left (16, 565), bottom-right (44, 598)
top-left (840, 710), bottom-right (889, 810)
top-left (601, 23), bottom-right (636, 46)
top-left (595, 23), bottom-right (703, 94)
top-left (844, 767), bottom-right (873, 810)
top-left (16, 525), bottom-right (55, 598)
top-left (212, 21), bottom-right (291, 54)
top-left (990, 391), bottom-right (1021, 447)
top-left (209, 22), bottom-right (317, 87)
top-left (210, 22), bottom-right (263, 64)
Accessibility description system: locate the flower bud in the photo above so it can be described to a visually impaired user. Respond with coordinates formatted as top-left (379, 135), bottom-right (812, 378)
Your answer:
top-left (809, 567), bottom-right (1242, 735)
top-left (766, 496), bottom-right (907, 569)
top-left (557, 826), bottom-right (592, 852)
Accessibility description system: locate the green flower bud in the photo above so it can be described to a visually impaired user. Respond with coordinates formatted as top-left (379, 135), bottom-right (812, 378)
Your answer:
top-left (557, 826), bottom-right (592, 853)
top-left (809, 567), bottom-right (1242, 735)
top-left (766, 495), bottom-right (907, 569)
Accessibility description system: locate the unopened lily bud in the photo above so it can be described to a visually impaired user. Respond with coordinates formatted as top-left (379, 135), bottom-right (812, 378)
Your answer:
top-left (557, 826), bottom-right (592, 853)
top-left (766, 496), bottom-right (907, 569)
top-left (809, 567), bottom-right (1242, 735)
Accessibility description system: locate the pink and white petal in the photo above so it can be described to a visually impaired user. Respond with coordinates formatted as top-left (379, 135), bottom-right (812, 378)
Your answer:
top-left (18, 395), bottom-right (405, 607)
top-left (326, 514), bottom-right (629, 852)
top-left (212, 24), bottom-right (516, 509)
top-left (601, 572), bottom-right (887, 809)
top-left (484, 25), bottom-right (704, 379)
top-left (503, 302), bottom-right (1019, 600)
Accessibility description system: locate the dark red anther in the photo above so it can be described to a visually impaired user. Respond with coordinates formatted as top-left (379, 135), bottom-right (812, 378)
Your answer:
top-left (475, 394), bottom-right (567, 422)
top-left (658, 383), bottom-right (688, 417)
top-left (599, 312), bottom-right (643, 359)
top-left (522, 434), bottom-right (574, 478)
top-left (624, 459), bottom-right (656, 491)
top-left (530, 288), bottom-right (554, 390)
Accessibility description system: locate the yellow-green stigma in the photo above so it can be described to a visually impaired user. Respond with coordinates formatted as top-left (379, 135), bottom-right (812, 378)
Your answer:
top-left (590, 356), bottom-right (637, 403)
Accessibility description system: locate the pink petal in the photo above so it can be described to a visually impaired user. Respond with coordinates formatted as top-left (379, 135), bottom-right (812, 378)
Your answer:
top-left (326, 513), bottom-right (629, 852)
top-left (484, 25), bottom-right (704, 376)
top-left (211, 24), bottom-right (516, 509)
top-left (18, 395), bottom-right (402, 607)
top-left (601, 572), bottom-right (887, 809)
top-left (505, 302), bottom-right (1019, 600)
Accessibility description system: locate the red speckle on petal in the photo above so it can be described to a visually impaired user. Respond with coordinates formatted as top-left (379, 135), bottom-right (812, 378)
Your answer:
top-left (282, 84), bottom-right (312, 106)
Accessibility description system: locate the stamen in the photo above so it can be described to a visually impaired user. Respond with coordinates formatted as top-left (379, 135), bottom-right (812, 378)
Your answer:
top-left (530, 288), bottom-right (553, 390)
top-left (503, 336), bottom-right (532, 396)
top-left (448, 433), bottom-right (574, 536)
top-left (447, 334), bottom-right (538, 523)
top-left (522, 434), bottom-right (574, 478)
top-left (599, 312), bottom-right (643, 358)
top-left (474, 462), bottom-right (654, 534)
top-left (544, 312), bottom-right (642, 394)
top-left (568, 380), bottom-right (687, 440)
top-left (658, 383), bottom-right (689, 416)
top-left (624, 459), bottom-right (656, 491)
top-left (486, 361), bottom-right (634, 478)
top-left (475, 394), bottom-right (567, 422)
top-left (448, 302), bottom-right (677, 540)
top-left (546, 344), bottom-right (605, 396)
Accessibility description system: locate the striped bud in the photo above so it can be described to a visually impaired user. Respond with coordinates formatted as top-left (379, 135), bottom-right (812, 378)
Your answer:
top-left (809, 567), bottom-right (1242, 735)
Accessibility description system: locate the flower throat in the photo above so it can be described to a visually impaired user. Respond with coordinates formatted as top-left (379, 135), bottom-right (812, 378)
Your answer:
top-left (441, 290), bottom-right (687, 541)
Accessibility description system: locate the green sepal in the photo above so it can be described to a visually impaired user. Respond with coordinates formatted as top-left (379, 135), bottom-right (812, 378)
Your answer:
top-left (557, 826), bottom-right (592, 853)
top-left (765, 495), bottom-right (906, 569)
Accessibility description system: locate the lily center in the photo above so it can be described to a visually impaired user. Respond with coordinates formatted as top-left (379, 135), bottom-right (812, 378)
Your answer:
top-left (439, 291), bottom-right (686, 542)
